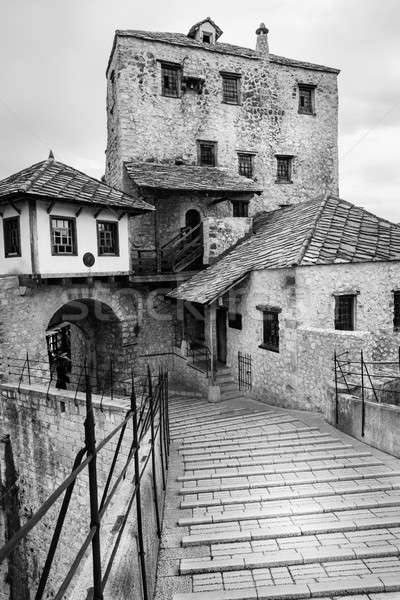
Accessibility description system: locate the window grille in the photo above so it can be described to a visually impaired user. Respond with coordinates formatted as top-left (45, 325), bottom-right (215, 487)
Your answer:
top-left (222, 74), bottom-right (240, 104)
top-left (298, 84), bottom-right (315, 114)
top-left (232, 202), bottom-right (249, 218)
top-left (3, 217), bottom-right (21, 257)
top-left (261, 310), bottom-right (280, 352)
top-left (334, 294), bottom-right (355, 330)
top-left (393, 292), bottom-right (400, 330)
top-left (276, 156), bottom-right (292, 183)
top-left (161, 63), bottom-right (181, 97)
top-left (238, 153), bottom-right (254, 178)
top-left (51, 217), bottom-right (76, 255)
top-left (198, 141), bottom-right (217, 166)
top-left (97, 221), bottom-right (119, 255)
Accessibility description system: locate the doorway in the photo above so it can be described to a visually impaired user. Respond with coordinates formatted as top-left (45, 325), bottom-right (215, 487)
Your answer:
top-left (185, 209), bottom-right (201, 232)
top-left (216, 307), bottom-right (227, 365)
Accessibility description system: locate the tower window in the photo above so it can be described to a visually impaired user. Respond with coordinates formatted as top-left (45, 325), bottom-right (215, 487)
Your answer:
top-left (221, 73), bottom-right (241, 104)
top-left (197, 141), bottom-right (217, 166)
top-left (276, 155), bottom-right (293, 183)
top-left (233, 202), bottom-right (249, 218)
top-left (50, 217), bottom-right (77, 255)
top-left (298, 84), bottom-right (315, 115)
top-left (238, 153), bottom-right (254, 178)
top-left (3, 217), bottom-right (21, 258)
top-left (161, 62), bottom-right (181, 98)
top-left (335, 294), bottom-right (355, 331)
top-left (202, 33), bottom-right (212, 43)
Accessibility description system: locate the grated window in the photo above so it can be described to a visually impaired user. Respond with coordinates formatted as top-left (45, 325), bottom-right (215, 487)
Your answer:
top-left (161, 63), bottom-right (181, 98)
top-left (335, 295), bottom-right (355, 330)
top-left (97, 221), bottom-right (119, 256)
top-left (51, 217), bottom-right (76, 255)
top-left (222, 74), bottom-right (240, 104)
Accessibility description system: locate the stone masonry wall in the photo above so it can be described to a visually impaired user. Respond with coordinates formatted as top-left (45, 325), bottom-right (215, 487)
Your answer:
top-left (105, 34), bottom-right (339, 213)
top-left (224, 261), bottom-right (400, 412)
top-left (0, 382), bottom-right (165, 599)
top-left (203, 216), bottom-right (253, 264)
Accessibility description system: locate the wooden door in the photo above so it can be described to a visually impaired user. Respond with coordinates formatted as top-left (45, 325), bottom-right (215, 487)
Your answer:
top-left (216, 307), bottom-right (227, 364)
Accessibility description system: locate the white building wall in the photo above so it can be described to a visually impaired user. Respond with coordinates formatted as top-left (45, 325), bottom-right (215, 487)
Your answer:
top-left (35, 200), bottom-right (130, 276)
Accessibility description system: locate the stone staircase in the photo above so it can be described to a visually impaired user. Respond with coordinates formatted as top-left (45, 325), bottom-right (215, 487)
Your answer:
top-left (214, 366), bottom-right (243, 402)
top-left (154, 391), bottom-right (400, 600)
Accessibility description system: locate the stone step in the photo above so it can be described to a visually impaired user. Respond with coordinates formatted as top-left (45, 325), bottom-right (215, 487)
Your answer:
top-left (178, 494), bottom-right (400, 527)
top-left (179, 427), bottom-right (323, 452)
top-left (180, 429), bottom-right (329, 454)
top-left (179, 469), bottom-right (400, 496)
top-left (179, 544), bottom-right (400, 575)
top-left (180, 480), bottom-right (400, 509)
top-left (175, 416), bottom-right (299, 441)
top-left (181, 516), bottom-right (400, 547)
top-left (219, 391), bottom-right (244, 401)
top-left (171, 411), bottom-right (279, 433)
top-left (182, 450), bottom-right (371, 471)
top-left (178, 458), bottom-right (383, 483)
top-left (173, 574), bottom-right (400, 599)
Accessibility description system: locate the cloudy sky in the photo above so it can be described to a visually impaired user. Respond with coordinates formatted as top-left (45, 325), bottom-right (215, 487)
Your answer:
top-left (1, 0), bottom-right (399, 219)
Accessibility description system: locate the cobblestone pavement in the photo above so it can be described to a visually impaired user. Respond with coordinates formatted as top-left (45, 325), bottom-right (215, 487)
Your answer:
top-left (153, 392), bottom-right (400, 600)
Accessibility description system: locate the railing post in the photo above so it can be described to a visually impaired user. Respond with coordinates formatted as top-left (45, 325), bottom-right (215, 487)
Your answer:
top-left (165, 370), bottom-right (170, 452)
top-left (147, 367), bottom-right (161, 539)
top-left (132, 371), bottom-right (148, 600)
top-left (149, 366), bottom-right (166, 489)
top-left (361, 350), bottom-right (365, 437)
top-left (26, 351), bottom-right (31, 385)
top-left (84, 364), bottom-right (103, 600)
top-left (160, 368), bottom-right (168, 468)
top-left (334, 350), bottom-right (338, 426)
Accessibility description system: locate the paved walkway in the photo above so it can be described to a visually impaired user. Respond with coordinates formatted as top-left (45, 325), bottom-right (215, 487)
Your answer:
top-left (154, 392), bottom-right (400, 600)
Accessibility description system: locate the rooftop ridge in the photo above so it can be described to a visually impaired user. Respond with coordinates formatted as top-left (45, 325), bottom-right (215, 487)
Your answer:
top-left (296, 194), bottom-right (331, 266)
top-left (108, 30), bottom-right (340, 75)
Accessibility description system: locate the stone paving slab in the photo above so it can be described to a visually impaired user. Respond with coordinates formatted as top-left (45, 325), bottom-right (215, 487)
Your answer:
top-left (153, 394), bottom-right (400, 600)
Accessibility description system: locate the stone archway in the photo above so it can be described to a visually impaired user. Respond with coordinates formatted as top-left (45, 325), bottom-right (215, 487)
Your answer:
top-left (46, 298), bottom-right (124, 393)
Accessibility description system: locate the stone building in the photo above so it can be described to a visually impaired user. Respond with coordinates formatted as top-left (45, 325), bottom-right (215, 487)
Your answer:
top-left (105, 17), bottom-right (340, 277)
top-left (170, 195), bottom-right (400, 411)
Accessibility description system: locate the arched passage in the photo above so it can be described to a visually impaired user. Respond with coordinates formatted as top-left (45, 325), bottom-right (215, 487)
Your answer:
top-left (46, 298), bottom-right (124, 393)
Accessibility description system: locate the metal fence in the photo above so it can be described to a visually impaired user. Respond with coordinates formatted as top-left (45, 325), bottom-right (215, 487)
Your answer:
top-left (334, 348), bottom-right (400, 436)
top-left (0, 358), bottom-right (170, 600)
top-left (238, 351), bottom-right (252, 391)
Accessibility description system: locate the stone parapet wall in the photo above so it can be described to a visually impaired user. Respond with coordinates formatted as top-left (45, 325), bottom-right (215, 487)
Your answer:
top-left (203, 216), bottom-right (252, 264)
top-left (0, 382), bottom-right (165, 599)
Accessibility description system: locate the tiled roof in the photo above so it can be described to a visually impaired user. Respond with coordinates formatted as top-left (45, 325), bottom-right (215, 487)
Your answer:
top-left (0, 156), bottom-right (153, 213)
top-left (169, 196), bottom-right (400, 304)
top-left (113, 30), bottom-right (340, 74)
top-left (124, 161), bottom-right (264, 194)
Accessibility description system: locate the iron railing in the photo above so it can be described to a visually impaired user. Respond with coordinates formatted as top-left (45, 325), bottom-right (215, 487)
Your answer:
top-left (238, 351), bottom-right (252, 391)
top-left (334, 347), bottom-right (400, 436)
top-left (0, 357), bottom-right (169, 600)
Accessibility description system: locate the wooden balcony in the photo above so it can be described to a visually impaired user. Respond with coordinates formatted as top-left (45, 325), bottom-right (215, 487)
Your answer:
top-left (132, 223), bottom-right (203, 279)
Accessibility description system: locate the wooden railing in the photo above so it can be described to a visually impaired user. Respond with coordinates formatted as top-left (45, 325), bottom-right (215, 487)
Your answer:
top-left (132, 223), bottom-right (203, 275)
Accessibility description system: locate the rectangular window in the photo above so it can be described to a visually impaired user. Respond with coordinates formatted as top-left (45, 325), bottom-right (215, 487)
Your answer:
top-left (394, 292), bottom-right (400, 331)
top-left (97, 221), bottom-right (119, 256)
top-left (3, 217), bottom-right (21, 258)
top-left (276, 155), bottom-right (293, 183)
top-left (221, 73), bottom-right (240, 104)
top-left (228, 312), bottom-right (242, 330)
top-left (202, 32), bottom-right (212, 43)
top-left (335, 295), bottom-right (355, 331)
top-left (198, 140), bottom-right (217, 166)
top-left (50, 217), bottom-right (77, 255)
top-left (161, 62), bottom-right (181, 98)
top-left (238, 153), bottom-right (254, 178)
top-left (261, 309), bottom-right (280, 352)
top-left (298, 84), bottom-right (315, 114)
top-left (232, 201), bottom-right (249, 218)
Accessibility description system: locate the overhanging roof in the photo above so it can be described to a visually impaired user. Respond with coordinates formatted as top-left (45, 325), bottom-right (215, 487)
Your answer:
top-left (124, 161), bottom-right (263, 194)
top-left (169, 195), bottom-right (400, 304)
top-left (0, 155), bottom-right (154, 214)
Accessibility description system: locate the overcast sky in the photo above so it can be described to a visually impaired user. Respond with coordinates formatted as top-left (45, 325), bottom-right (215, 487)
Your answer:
top-left (1, 0), bottom-right (399, 219)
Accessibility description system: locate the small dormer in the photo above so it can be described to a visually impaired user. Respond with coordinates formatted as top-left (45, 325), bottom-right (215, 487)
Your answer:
top-left (187, 17), bottom-right (223, 45)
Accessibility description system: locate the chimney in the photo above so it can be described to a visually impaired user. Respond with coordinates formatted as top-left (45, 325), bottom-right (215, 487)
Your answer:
top-left (256, 23), bottom-right (269, 58)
